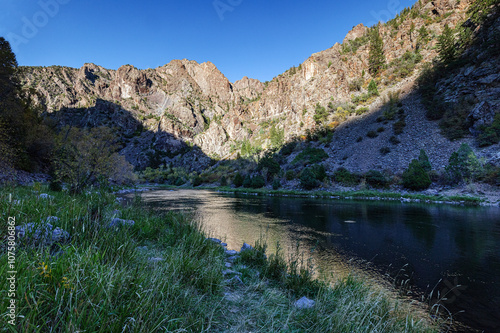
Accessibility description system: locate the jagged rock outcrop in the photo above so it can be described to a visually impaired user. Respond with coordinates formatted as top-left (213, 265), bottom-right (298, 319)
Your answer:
top-left (16, 0), bottom-right (497, 172)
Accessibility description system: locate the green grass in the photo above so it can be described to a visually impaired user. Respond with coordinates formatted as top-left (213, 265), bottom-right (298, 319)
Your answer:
top-left (212, 187), bottom-right (484, 206)
top-left (0, 186), bottom-right (225, 332)
top-left (1, 185), bottom-right (441, 332)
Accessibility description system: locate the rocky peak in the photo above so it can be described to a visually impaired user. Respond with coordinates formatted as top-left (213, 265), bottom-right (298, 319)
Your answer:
top-left (343, 23), bottom-right (368, 43)
top-left (17, 0), bottom-right (494, 171)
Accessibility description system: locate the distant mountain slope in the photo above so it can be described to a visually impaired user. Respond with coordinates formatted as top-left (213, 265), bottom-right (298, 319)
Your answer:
top-left (17, 0), bottom-right (499, 172)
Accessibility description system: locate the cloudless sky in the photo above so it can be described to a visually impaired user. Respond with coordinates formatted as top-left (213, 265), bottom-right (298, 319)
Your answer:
top-left (0, 0), bottom-right (415, 82)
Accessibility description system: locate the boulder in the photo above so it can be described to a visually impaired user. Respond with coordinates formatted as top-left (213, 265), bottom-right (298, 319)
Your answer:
top-left (468, 101), bottom-right (499, 136)
top-left (240, 243), bottom-right (254, 252)
top-left (38, 193), bottom-right (54, 200)
top-left (108, 218), bottom-right (135, 228)
top-left (294, 296), bottom-right (316, 309)
top-left (16, 222), bottom-right (69, 246)
top-left (207, 237), bottom-right (222, 244)
top-left (225, 250), bottom-right (239, 256)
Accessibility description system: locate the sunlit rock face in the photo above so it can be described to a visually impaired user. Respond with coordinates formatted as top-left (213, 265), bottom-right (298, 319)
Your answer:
top-left (18, 0), bottom-right (499, 171)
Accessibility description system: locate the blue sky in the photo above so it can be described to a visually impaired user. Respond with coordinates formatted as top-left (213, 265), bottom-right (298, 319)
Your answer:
top-left (0, 0), bottom-right (414, 82)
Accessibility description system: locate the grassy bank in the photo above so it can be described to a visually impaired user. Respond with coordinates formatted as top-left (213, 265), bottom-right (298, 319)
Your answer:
top-left (1, 185), bottom-right (440, 332)
top-left (199, 186), bottom-right (484, 206)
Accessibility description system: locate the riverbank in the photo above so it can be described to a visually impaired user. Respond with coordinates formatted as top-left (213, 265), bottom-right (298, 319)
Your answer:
top-left (1, 185), bottom-right (440, 332)
top-left (141, 183), bottom-right (494, 207)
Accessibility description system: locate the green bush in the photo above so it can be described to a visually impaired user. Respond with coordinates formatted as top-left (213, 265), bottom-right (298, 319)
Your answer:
top-left (477, 113), bottom-right (500, 147)
top-left (272, 178), bottom-right (281, 190)
top-left (314, 103), bottom-right (329, 125)
top-left (258, 156), bottom-right (281, 180)
top-left (368, 80), bottom-right (379, 96)
top-left (300, 168), bottom-right (320, 190)
top-left (220, 176), bottom-right (227, 186)
top-left (483, 164), bottom-right (500, 186)
top-left (418, 149), bottom-right (432, 172)
top-left (192, 175), bottom-right (203, 187)
top-left (293, 148), bottom-right (328, 165)
top-left (446, 143), bottom-right (483, 184)
top-left (233, 173), bottom-right (244, 187)
top-left (389, 136), bottom-right (401, 145)
top-left (393, 119), bottom-right (406, 135)
top-left (402, 159), bottom-right (432, 191)
top-left (439, 99), bottom-right (473, 140)
top-left (243, 175), bottom-right (252, 188)
top-left (364, 170), bottom-right (388, 188)
top-left (285, 170), bottom-right (296, 181)
top-left (367, 131), bottom-right (378, 138)
top-left (334, 168), bottom-right (359, 186)
top-left (311, 164), bottom-right (327, 182)
top-left (250, 175), bottom-right (266, 189)
top-left (380, 147), bottom-right (391, 155)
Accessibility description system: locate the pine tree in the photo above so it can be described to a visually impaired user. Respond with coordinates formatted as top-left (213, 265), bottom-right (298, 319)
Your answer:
top-left (0, 37), bottom-right (22, 169)
top-left (445, 143), bottom-right (483, 184)
top-left (368, 26), bottom-right (386, 76)
top-left (368, 79), bottom-right (379, 96)
top-left (403, 159), bottom-right (432, 190)
top-left (418, 149), bottom-right (432, 172)
top-left (437, 24), bottom-right (456, 63)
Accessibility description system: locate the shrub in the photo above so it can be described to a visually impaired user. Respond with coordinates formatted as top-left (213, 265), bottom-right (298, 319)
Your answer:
top-left (270, 125), bottom-right (285, 148)
top-left (192, 175), bottom-right (203, 187)
top-left (285, 170), bottom-right (296, 181)
top-left (314, 103), bottom-right (329, 125)
top-left (220, 176), bottom-right (227, 186)
top-left (280, 141), bottom-right (297, 156)
top-left (380, 147), bottom-right (391, 155)
top-left (300, 168), bottom-right (320, 190)
top-left (242, 175), bottom-right (252, 188)
top-left (393, 119), bottom-right (406, 135)
top-left (389, 136), bottom-right (401, 145)
top-left (293, 148), bottom-right (328, 165)
top-left (483, 164), bottom-right (500, 186)
top-left (311, 164), bottom-right (327, 182)
top-left (250, 175), bottom-right (266, 189)
top-left (477, 113), bottom-right (500, 147)
top-left (356, 107), bottom-right (369, 115)
top-left (356, 136), bottom-right (363, 142)
top-left (233, 173), bottom-right (244, 187)
top-left (258, 156), bottom-right (281, 180)
top-left (445, 143), bottom-right (483, 184)
top-left (418, 149), bottom-right (432, 172)
top-left (54, 126), bottom-right (135, 194)
top-left (49, 180), bottom-right (62, 192)
top-left (349, 78), bottom-right (363, 91)
top-left (377, 127), bottom-right (385, 133)
top-left (368, 80), bottom-right (379, 96)
top-left (334, 168), bottom-right (359, 186)
top-left (439, 99), bottom-right (473, 140)
top-left (402, 159), bottom-right (432, 191)
top-left (364, 170), bottom-right (388, 188)
top-left (272, 178), bottom-right (281, 190)
top-left (367, 131), bottom-right (378, 138)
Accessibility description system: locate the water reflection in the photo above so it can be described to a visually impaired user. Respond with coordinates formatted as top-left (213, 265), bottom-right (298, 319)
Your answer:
top-left (140, 189), bottom-right (500, 332)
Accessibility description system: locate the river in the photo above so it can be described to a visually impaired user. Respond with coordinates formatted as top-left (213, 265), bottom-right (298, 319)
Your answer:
top-left (138, 189), bottom-right (500, 332)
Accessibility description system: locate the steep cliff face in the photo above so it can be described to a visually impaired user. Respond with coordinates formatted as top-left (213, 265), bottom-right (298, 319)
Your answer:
top-left (17, 0), bottom-right (496, 171)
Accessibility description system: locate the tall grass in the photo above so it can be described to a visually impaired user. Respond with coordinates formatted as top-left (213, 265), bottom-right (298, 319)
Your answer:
top-left (1, 185), bottom-right (440, 332)
top-left (0, 186), bottom-right (225, 332)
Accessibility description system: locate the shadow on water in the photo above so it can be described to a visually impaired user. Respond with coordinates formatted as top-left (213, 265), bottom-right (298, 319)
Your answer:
top-left (140, 189), bottom-right (500, 333)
